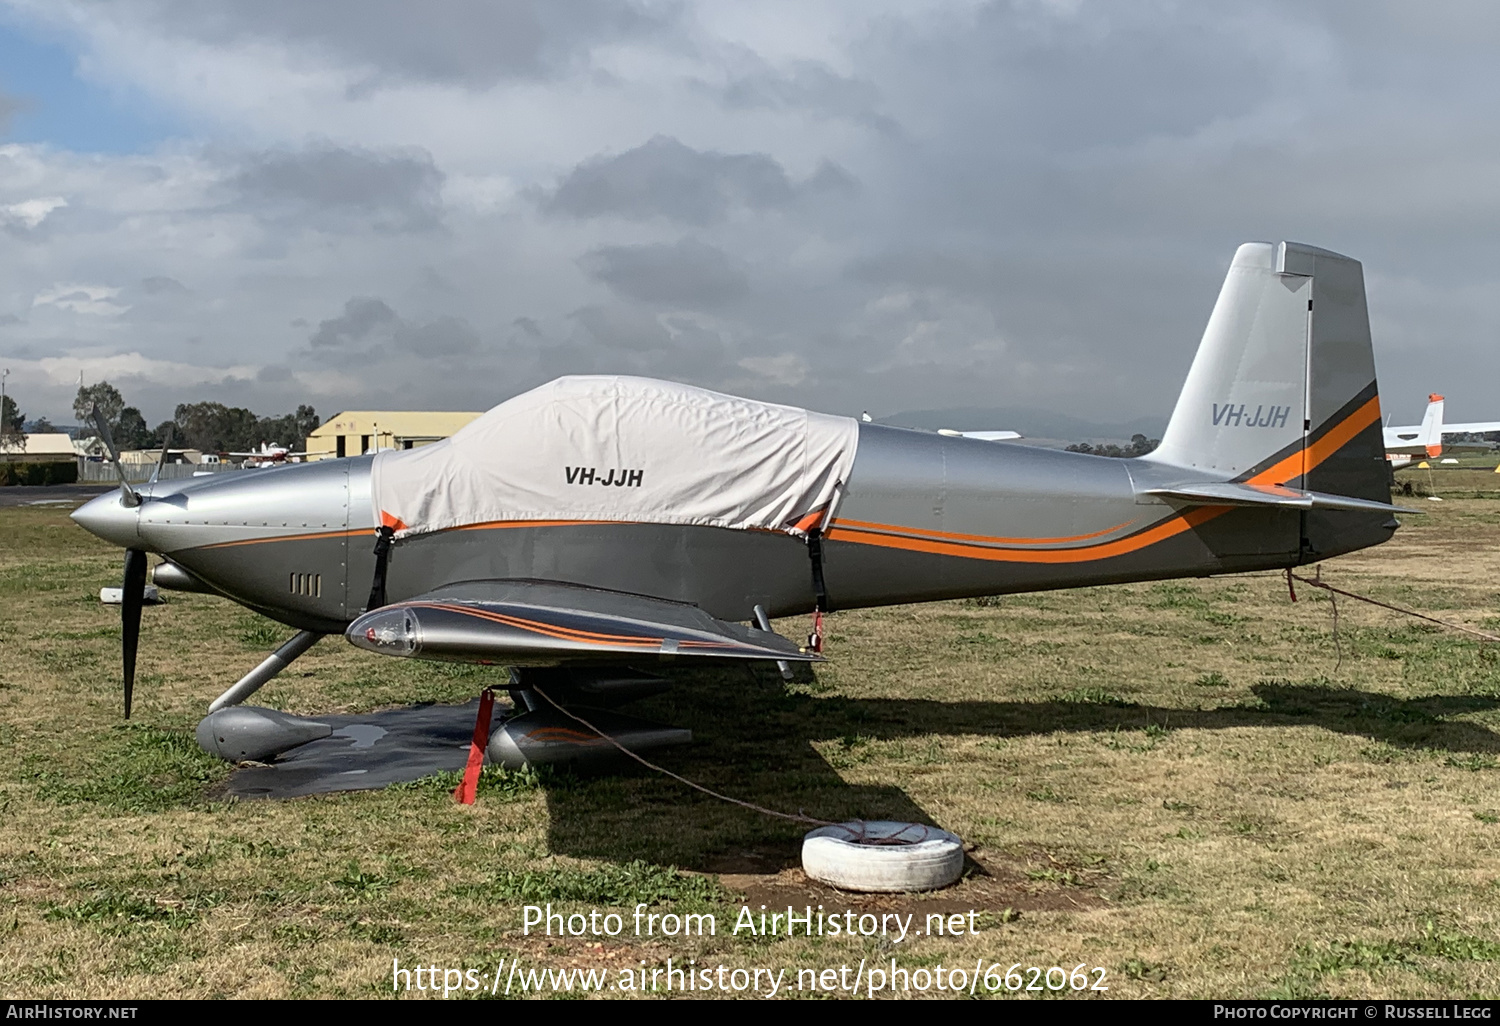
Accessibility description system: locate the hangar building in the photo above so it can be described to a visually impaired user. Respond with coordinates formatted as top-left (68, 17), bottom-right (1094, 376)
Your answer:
top-left (305, 411), bottom-right (481, 461)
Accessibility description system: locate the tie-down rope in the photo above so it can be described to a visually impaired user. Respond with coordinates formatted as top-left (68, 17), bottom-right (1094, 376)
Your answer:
top-left (1286, 567), bottom-right (1500, 673)
top-left (530, 684), bottom-right (838, 827)
top-left (513, 688), bottom-right (947, 845)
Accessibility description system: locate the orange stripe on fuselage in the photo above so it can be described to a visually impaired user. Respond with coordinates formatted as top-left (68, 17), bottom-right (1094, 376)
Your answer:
top-left (831, 393), bottom-right (1386, 565)
top-left (199, 527), bottom-right (377, 549)
top-left (830, 516), bottom-right (1138, 547)
top-left (449, 518), bottom-right (615, 533)
top-left (826, 505), bottom-right (1229, 563)
top-left (194, 519), bottom-right (611, 550)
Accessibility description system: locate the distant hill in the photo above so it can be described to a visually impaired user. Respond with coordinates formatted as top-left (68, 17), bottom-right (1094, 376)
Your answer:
top-left (878, 406), bottom-right (1168, 445)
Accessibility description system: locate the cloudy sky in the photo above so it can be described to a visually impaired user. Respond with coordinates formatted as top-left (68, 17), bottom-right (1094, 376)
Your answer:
top-left (1, 0), bottom-right (1497, 428)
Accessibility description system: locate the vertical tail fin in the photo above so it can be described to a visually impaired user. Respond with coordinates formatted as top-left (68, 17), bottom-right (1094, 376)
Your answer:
top-left (1147, 241), bottom-right (1390, 506)
top-left (1418, 394), bottom-right (1445, 457)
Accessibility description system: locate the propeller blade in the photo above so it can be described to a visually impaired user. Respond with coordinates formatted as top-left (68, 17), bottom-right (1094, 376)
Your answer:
top-left (148, 423), bottom-right (174, 486)
top-left (121, 548), bottom-right (147, 719)
top-left (90, 406), bottom-right (141, 508)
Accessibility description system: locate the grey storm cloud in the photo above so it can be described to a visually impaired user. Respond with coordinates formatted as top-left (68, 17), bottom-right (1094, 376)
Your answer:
top-left (256, 363), bottom-right (293, 383)
top-left (140, 276), bottom-right (189, 295)
top-left (564, 303), bottom-right (730, 379)
top-left (232, 144), bottom-right (444, 231)
top-left (711, 60), bottom-right (900, 135)
top-left (542, 135), bottom-right (854, 225)
top-left (569, 303), bottom-right (676, 354)
top-left (309, 297), bottom-right (480, 358)
top-left (580, 239), bottom-right (747, 307)
top-left (12, 1), bottom-right (1500, 427)
top-left (110, 0), bottom-right (671, 88)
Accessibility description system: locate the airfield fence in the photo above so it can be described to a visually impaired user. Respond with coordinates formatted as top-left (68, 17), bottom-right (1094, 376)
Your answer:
top-left (77, 461), bottom-right (242, 484)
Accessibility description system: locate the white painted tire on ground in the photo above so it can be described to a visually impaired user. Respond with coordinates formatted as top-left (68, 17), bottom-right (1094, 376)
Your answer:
top-left (801, 821), bottom-right (964, 893)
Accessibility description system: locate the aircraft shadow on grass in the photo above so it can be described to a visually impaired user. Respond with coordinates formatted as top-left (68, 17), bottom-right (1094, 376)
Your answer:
top-left (542, 664), bottom-right (1500, 869)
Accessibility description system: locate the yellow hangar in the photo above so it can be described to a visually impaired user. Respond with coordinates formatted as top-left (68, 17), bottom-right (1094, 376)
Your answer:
top-left (304, 411), bottom-right (481, 461)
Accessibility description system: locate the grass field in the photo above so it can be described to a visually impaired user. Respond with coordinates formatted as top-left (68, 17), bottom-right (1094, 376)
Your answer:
top-left (1, 493), bottom-right (1499, 999)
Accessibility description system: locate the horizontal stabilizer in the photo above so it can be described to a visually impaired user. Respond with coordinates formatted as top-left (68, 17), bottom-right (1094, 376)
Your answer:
top-left (348, 579), bottom-right (817, 665)
top-left (1144, 482), bottom-right (1419, 515)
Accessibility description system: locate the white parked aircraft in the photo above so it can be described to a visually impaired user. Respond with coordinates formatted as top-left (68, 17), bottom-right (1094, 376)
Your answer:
top-left (937, 429), bottom-right (1023, 441)
top-left (227, 442), bottom-right (308, 468)
top-left (858, 412), bottom-right (1021, 442)
top-left (1384, 394), bottom-right (1500, 467)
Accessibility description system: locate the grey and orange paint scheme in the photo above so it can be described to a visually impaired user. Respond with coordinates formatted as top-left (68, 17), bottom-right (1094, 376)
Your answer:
top-left (73, 241), bottom-right (1412, 758)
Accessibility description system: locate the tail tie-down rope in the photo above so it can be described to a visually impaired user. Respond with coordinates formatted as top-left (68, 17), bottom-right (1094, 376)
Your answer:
top-left (1285, 567), bottom-right (1500, 672)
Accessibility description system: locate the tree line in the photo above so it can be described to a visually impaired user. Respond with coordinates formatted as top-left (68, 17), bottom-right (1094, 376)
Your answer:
top-left (71, 381), bottom-right (320, 454)
top-left (1065, 433), bottom-right (1160, 458)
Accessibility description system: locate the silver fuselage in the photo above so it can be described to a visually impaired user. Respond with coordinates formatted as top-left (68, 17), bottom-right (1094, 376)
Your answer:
top-left (72, 424), bottom-right (1394, 634)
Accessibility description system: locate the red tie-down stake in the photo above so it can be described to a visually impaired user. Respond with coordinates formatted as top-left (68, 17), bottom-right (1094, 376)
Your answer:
top-left (453, 688), bottom-right (496, 805)
top-left (807, 610), bottom-right (824, 654)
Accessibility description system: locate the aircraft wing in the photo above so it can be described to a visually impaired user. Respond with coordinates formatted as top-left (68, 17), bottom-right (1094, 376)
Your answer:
top-left (346, 579), bottom-right (817, 666)
top-left (937, 429), bottom-right (1022, 441)
top-left (1143, 481), bottom-right (1418, 514)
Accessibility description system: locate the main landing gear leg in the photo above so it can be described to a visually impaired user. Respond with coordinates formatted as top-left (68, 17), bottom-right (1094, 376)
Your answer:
top-left (753, 604), bottom-right (795, 681)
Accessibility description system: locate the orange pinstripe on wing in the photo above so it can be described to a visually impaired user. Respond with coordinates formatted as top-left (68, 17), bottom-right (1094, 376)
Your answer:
top-left (412, 602), bottom-right (740, 651)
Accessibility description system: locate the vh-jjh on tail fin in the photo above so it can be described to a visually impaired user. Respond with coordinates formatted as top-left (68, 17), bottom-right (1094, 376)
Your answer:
top-left (1139, 241), bottom-right (1406, 559)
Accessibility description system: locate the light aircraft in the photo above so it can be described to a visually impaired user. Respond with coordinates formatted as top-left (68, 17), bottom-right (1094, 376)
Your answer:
top-left (1383, 394), bottom-right (1500, 468)
top-left (937, 429), bottom-right (1023, 442)
top-left (226, 442), bottom-right (307, 468)
top-left (862, 412), bottom-right (1021, 442)
top-left (73, 241), bottom-right (1411, 770)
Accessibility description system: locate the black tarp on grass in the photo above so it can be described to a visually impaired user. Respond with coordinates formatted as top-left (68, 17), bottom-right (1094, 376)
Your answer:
top-left (226, 700), bottom-right (479, 799)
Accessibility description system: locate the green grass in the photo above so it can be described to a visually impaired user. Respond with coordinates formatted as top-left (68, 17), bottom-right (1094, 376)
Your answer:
top-left (484, 860), bottom-right (727, 908)
top-left (5, 499), bottom-right (1500, 999)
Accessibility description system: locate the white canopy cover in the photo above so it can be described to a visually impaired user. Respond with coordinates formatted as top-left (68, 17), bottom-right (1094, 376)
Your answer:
top-left (370, 375), bottom-right (860, 540)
